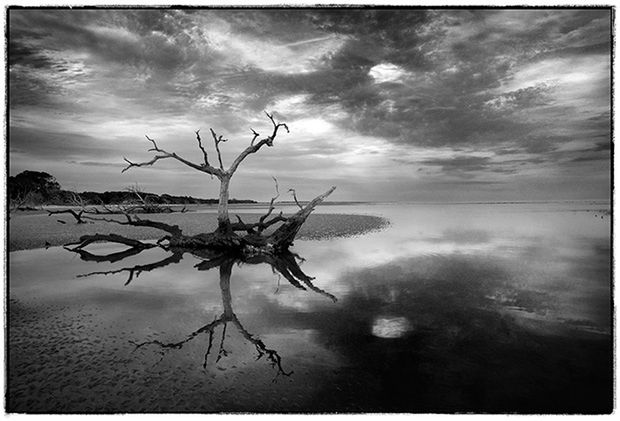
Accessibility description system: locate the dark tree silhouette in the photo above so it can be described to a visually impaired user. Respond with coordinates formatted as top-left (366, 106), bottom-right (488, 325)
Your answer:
top-left (9, 170), bottom-right (61, 200)
top-left (8, 170), bottom-right (62, 210)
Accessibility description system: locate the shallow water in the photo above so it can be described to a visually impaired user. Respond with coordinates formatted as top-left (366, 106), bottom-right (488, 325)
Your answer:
top-left (7, 202), bottom-right (612, 413)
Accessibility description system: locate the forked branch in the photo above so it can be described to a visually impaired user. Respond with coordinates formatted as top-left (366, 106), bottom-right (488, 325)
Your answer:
top-left (227, 111), bottom-right (289, 176)
top-left (288, 188), bottom-right (303, 210)
top-left (209, 128), bottom-right (227, 170)
top-left (229, 177), bottom-right (286, 234)
top-left (194, 129), bottom-right (210, 167)
top-left (122, 135), bottom-right (224, 178)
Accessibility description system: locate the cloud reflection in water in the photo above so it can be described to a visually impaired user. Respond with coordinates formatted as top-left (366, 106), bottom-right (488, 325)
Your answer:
top-left (371, 316), bottom-right (412, 338)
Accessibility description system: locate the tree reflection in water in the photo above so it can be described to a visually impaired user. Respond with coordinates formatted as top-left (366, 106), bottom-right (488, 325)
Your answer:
top-left (67, 242), bottom-right (337, 380)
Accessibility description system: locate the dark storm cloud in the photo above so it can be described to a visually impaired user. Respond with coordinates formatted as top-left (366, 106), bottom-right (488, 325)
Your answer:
top-left (570, 155), bottom-right (606, 163)
top-left (418, 155), bottom-right (522, 177)
top-left (243, 8), bottom-right (611, 166)
top-left (203, 8), bottom-right (611, 180)
top-left (66, 160), bottom-right (125, 168)
top-left (9, 9), bottom-right (610, 135)
top-left (430, 180), bottom-right (506, 186)
top-left (422, 156), bottom-right (492, 172)
top-left (9, 9), bottom-right (193, 67)
top-left (564, 145), bottom-right (611, 163)
top-left (8, 40), bottom-right (57, 68)
top-left (9, 126), bottom-right (120, 159)
top-left (8, 9), bottom-right (227, 116)
top-left (324, 9), bottom-right (608, 148)
top-left (590, 141), bottom-right (611, 152)
top-left (7, 8), bottom-right (611, 200)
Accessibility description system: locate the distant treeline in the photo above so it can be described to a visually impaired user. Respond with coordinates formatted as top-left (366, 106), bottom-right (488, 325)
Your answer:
top-left (75, 191), bottom-right (256, 205)
top-left (8, 170), bottom-right (255, 206)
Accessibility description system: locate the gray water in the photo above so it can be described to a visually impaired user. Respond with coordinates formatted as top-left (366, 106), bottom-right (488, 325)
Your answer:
top-left (7, 202), bottom-right (612, 413)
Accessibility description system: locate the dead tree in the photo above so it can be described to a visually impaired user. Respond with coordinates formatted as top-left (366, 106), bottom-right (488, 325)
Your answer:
top-left (72, 242), bottom-right (337, 379)
top-left (47, 192), bottom-right (94, 223)
top-left (66, 112), bottom-right (336, 255)
top-left (111, 185), bottom-right (187, 214)
top-left (9, 191), bottom-right (42, 213)
top-left (49, 188), bottom-right (186, 222)
top-left (58, 113), bottom-right (339, 380)
top-left (122, 112), bottom-right (293, 231)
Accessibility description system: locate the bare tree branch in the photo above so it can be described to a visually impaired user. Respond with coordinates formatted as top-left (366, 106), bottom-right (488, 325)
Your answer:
top-left (209, 128), bottom-right (227, 170)
top-left (228, 177), bottom-right (286, 234)
top-left (122, 135), bottom-right (225, 178)
top-left (194, 129), bottom-right (210, 167)
top-left (265, 111), bottom-right (289, 135)
top-left (227, 112), bottom-right (289, 176)
top-left (250, 128), bottom-right (260, 146)
top-left (260, 177), bottom-right (280, 225)
top-left (288, 188), bottom-right (303, 210)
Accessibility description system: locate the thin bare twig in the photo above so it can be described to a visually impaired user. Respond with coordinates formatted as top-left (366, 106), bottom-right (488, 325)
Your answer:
top-left (250, 128), bottom-right (260, 146)
top-left (227, 177), bottom-right (286, 233)
top-left (209, 128), bottom-right (227, 170)
top-left (288, 188), bottom-right (303, 210)
top-left (122, 135), bottom-right (224, 178)
top-left (227, 112), bottom-right (289, 176)
top-left (257, 177), bottom-right (281, 231)
top-left (194, 129), bottom-right (210, 167)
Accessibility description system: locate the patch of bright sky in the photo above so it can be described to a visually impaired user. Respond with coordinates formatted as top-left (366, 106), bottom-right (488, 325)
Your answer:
top-left (497, 55), bottom-right (609, 99)
top-left (368, 63), bottom-right (409, 83)
top-left (203, 17), bottom-right (347, 75)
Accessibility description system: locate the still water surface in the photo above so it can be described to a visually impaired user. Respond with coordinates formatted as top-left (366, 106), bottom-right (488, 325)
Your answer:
top-left (8, 202), bottom-right (612, 413)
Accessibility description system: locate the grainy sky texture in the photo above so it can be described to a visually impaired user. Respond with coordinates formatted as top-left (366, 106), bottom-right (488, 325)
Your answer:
top-left (7, 8), bottom-right (612, 202)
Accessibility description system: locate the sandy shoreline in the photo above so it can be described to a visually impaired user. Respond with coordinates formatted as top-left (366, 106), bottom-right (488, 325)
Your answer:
top-left (8, 210), bottom-right (390, 251)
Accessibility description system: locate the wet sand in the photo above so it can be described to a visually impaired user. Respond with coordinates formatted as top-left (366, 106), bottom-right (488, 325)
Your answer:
top-left (8, 211), bottom-right (390, 251)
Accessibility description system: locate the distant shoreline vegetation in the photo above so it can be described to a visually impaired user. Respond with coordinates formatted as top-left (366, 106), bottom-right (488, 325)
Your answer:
top-left (67, 191), bottom-right (256, 206)
top-left (8, 170), bottom-right (256, 208)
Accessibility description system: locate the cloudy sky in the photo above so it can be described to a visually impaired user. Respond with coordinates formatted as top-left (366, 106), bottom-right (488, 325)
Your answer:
top-left (8, 8), bottom-right (611, 202)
